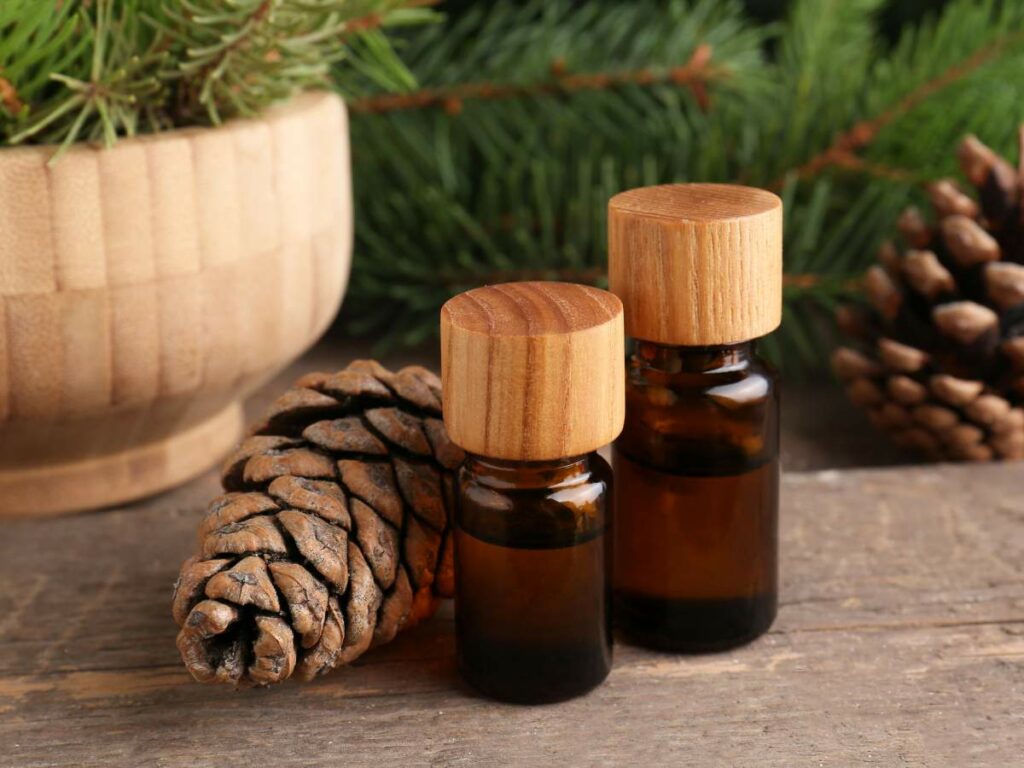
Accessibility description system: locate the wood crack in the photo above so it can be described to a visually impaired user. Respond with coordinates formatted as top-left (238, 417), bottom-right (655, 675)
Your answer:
top-left (773, 616), bottom-right (1024, 635)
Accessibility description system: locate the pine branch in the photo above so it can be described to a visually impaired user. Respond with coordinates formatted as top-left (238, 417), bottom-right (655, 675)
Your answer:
top-left (0, 0), bottom-right (429, 149)
top-left (5, 0), bottom-right (169, 156)
top-left (350, 43), bottom-right (717, 114)
top-left (821, 153), bottom-right (916, 183)
top-left (163, 0), bottom-right (432, 125)
top-left (775, 29), bottom-right (1022, 189)
top-left (170, 0), bottom-right (275, 124)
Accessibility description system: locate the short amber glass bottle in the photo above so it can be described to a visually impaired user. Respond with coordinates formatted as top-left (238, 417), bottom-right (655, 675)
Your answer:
top-left (455, 453), bottom-right (612, 702)
top-left (608, 183), bottom-right (783, 652)
top-left (441, 282), bottom-right (625, 703)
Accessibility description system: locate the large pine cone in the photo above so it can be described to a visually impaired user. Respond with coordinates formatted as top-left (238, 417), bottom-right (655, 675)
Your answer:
top-left (172, 360), bottom-right (463, 686)
top-left (834, 130), bottom-right (1024, 461)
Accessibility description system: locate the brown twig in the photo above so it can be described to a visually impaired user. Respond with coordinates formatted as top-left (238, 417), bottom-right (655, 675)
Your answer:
top-left (772, 36), bottom-right (1020, 190)
top-left (825, 151), bottom-right (916, 183)
top-left (0, 74), bottom-right (22, 115)
top-left (341, 0), bottom-right (438, 37)
top-left (350, 43), bottom-right (717, 115)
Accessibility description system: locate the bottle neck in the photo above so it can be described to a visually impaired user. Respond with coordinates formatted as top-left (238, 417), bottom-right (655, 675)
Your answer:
top-left (464, 454), bottom-right (591, 490)
top-left (631, 339), bottom-right (756, 374)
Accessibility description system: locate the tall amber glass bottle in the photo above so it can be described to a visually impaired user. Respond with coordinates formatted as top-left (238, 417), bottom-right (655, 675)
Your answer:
top-left (608, 184), bottom-right (783, 652)
top-left (441, 282), bottom-right (625, 703)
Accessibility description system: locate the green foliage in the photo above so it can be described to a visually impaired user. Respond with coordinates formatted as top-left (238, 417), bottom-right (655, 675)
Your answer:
top-left (3, 0), bottom-right (1023, 377)
top-left (346, 0), bottom-right (1024, 375)
top-left (0, 0), bottom-right (428, 157)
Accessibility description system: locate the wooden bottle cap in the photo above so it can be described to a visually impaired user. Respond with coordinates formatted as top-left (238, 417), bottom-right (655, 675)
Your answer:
top-left (608, 183), bottom-right (783, 345)
top-left (440, 282), bottom-right (625, 461)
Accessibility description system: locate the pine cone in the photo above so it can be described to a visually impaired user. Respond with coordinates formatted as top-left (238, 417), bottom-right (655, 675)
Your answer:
top-left (172, 360), bottom-right (463, 686)
top-left (834, 129), bottom-right (1024, 461)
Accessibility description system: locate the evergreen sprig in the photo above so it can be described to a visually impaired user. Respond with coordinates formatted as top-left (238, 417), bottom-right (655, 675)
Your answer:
top-left (344, 0), bottom-right (1024, 375)
top-left (0, 0), bottom-right (430, 158)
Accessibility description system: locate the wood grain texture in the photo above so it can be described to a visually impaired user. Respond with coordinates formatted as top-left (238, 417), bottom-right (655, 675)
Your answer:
top-left (441, 282), bottom-right (624, 460)
top-left (0, 92), bottom-right (352, 516)
top-left (0, 457), bottom-right (1021, 767)
top-left (608, 183), bottom-right (783, 345)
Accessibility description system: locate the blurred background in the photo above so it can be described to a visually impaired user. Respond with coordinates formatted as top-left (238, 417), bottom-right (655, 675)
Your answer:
top-left (340, 0), bottom-right (1022, 370)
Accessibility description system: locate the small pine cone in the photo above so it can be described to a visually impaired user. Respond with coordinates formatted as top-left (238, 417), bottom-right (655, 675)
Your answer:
top-left (172, 361), bottom-right (463, 687)
top-left (834, 128), bottom-right (1024, 462)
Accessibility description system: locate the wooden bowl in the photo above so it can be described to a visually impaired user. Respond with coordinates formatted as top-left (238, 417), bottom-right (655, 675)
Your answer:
top-left (0, 92), bottom-right (352, 516)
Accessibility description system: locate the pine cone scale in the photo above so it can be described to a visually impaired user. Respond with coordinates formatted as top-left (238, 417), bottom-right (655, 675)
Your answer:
top-left (172, 557), bottom-right (231, 626)
top-left (366, 408), bottom-right (433, 456)
top-left (278, 509), bottom-right (349, 592)
top-left (204, 556), bottom-right (281, 612)
top-left (268, 561), bottom-right (328, 648)
top-left (337, 459), bottom-right (404, 527)
top-left (373, 567), bottom-right (414, 648)
top-left (394, 457), bottom-right (448, 531)
top-left (351, 497), bottom-right (400, 589)
top-left (198, 493), bottom-right (281, 540)
top-left (296, 596), bottom-right (344, 681)
top-left (249, 615), bottom-right (296, 685)
top-left (267, 476), bottom-right (350, 527)
top-left (303, 417), bottom-right (389, 455)
top-left (337, 542), bottom-right (382, 665)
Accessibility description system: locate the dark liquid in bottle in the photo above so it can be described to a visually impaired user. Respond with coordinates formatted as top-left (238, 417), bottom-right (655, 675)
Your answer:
top-left (613, 449), bottom-right (778, 651)
top-left (455, 454), bottom-right (612, 704)
top-left (456, 529), bottom-right (610, 703)
top-left (613, 341), bottom-right (779, 652)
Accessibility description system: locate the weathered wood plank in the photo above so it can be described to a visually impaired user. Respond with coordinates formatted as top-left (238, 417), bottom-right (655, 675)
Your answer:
top-left (0, 410), bottom-right (1021, 765)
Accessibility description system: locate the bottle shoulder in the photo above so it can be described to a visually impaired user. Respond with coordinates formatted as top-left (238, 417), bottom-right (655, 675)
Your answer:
top-left (627, 352), bottom-right (777, 393)
top-left (458, 453), bottom-right (609, 492)
top-left (620, 355), bottom-right (779, 473)
top-left (457, 454), bottom-right (609, 547)
top-left (626, 356), bottom-right (778, 416)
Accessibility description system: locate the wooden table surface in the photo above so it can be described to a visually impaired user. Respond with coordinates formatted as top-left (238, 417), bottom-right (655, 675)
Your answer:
top-left (1, 346), bottom-right (1021, 767)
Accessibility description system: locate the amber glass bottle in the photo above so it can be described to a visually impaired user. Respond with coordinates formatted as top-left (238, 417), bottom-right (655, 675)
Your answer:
top-left (455, 454), bottom-right (612, 702)
top-left (608, 183), bottom-right (783, 652)
top-left (440, 282), bottom-right (625, 703)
